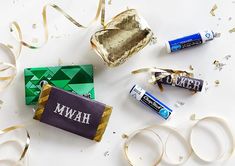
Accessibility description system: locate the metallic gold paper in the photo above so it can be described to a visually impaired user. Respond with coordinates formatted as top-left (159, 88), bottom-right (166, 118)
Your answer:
top-left (34, 84), bottom-right (52, 120)
top-left (90, 9), bottom-right (154, 67)
top-left (210, 4), bottom-right (218, 16)
top-left (132, 68), bottom-right (193, 91)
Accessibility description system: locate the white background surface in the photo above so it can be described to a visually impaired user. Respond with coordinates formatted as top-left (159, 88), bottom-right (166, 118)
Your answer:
top-left (0, 0), bottom-right (235, 165)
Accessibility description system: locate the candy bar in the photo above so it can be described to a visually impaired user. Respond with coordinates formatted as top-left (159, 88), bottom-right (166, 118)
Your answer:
top-left (34, 84), bottom-right (112, 142)
top-left (24, 65), bottom-right (95, 105)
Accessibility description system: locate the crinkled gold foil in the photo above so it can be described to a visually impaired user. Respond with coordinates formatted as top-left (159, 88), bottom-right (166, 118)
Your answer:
top-left (94, 105), bottom-right (112, 142)
top-left (34, 84), bottom-right (52, 121)
top-left (132, 67), bottom-right (193, 91)
top-left (91, 9), bottom-right (153, 67)
top-left (210, 4), bottom-right (218, 16)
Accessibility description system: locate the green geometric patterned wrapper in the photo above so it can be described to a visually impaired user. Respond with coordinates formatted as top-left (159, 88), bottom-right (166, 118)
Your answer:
top-left (24, 65), bottom-right (95, 105)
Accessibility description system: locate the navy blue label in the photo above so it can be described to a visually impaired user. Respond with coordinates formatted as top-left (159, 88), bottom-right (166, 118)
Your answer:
top-left (140, 93), bottom-right (171, 120)
top-left (169, 33), bottom-right (202, 52)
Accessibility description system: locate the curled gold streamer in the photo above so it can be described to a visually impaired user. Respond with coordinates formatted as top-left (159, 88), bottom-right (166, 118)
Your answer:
top-left (0, 125), bottom-right (30, 164)
top-left (123, 116), bottom-right (234, 165)
top-left (123, 125), bottom-right (192, 166)
top-left (0, 43), bottom-right (18, 91)
top-left (0, 21), bottom-right (22, 91)
top-left (156, 126), bottom-right (192, 165)
top-left (123, 128), bottom-right (164, 166)
top-left (132, 67), bottom-right (193, 91)
top-left (10, 1), bottom-right (106, 49)
top-left (1, 0), bottom-right (106, 91)
top-left (190, 116), bottom-right (235, 163)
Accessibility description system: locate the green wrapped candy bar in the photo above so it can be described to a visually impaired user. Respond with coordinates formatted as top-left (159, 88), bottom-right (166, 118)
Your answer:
top-left (24, 65), bottom-right (95, 105)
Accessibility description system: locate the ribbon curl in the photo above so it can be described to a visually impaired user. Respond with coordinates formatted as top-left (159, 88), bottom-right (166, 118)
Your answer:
top-left (10, 1), bottom-right (106, 49)
top-left (123, 128), bottom-right (164, 166)
top-left (190, 115), bottom-right (235, 163)
top-left (0, 125), bottom-right (30, 165)
top-left (1, 0), bottom-right (107, 91)
top-left (0, 43), bottom-right (18, 92)
top-left (132, 67), bottom-right (193, 91)
top-left (123, 125), bottom-right (192, 166)
top-left (123, 115), bottom-right (235, 165)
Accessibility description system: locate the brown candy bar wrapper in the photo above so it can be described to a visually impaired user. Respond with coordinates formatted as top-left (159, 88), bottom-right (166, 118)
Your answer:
top-left (90, 9), bottom-right (153, 67)
top-left (34, 84), bottom-right (112, 142)
top-left (155, 72), bottom-right (204, 92)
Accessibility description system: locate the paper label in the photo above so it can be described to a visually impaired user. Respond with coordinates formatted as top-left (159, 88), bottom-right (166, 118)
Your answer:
top-left (40, 87), bottom-right (105, 140)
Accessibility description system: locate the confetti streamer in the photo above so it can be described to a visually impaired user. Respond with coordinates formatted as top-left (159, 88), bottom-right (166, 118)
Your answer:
top-left (0, 43), bottom-right (18, 91)
top-left (190, 116), bottom-right (235, 162)
top-left (229, 28), bottom-right (235, 33)
top-left (123, 125), bottom-right (192, 165)
top-left (132, 67), bottom-right (194, 91)
top-left (10, 1), bottom-right (106, 49)
top-left (123, 128), bottom-right (164, 166)
top-left (0, 126), bottom-right (30, 165)
top-left (1, 0), bottom-right (106, 91)
top-left (210, 4), bottom-right (218, 16)
top-left (123, 116), bottom-right (235, 165)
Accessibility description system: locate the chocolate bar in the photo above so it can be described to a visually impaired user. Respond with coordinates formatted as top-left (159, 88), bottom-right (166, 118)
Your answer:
top-left (155, 72), bottom-right (203, 92)
top-left (34, 84), bottom-right (112, 142)
top-left (24, 65), bottom-right (95, 105)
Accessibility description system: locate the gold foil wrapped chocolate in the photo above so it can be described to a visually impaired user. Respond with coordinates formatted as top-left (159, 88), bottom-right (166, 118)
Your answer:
top-left (91, 9), bottom-right (154, 67)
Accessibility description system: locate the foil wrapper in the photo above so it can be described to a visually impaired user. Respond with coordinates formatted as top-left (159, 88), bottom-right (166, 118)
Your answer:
top-left (90, 9), bottom-right (153, 67)
top-left (24, 65), bottom-right (95, 105)
top-left (155, 72), bottom-right (204, 92)
top-left (132, 68), bottom-right (203, 92)
top-left (34, 84), bottom-right (112, 142)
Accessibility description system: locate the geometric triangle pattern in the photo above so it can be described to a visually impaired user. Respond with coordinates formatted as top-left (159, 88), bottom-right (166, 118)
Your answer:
top-left (24, 64), bottom-right (95, 105)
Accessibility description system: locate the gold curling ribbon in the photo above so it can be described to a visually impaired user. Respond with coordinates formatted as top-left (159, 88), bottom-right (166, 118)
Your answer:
top-left (155, 125), bottom-right (192, 165)
top-left (1, 0), bottom-right (106, 91)
top-left (123, 116), bottom-right (235, 165)
top-left (190, 115), bottom-right (235, 163)
top-left (132, 67), bottom-right (193, 91)
top-left (123, 125), bottom-right (192, 166)
top-left (0, 43), bottom-right (19, 92)
top-left (90, 9), bottom-right (154, 67)
top-left (10, 1), bottom-right (106, 49)
top-left (0, 125), bottom-right (30, 165)
top-left (0, 21), bottom-right (23, 91)
top-left (123, 128), bottom-right (164, 166)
